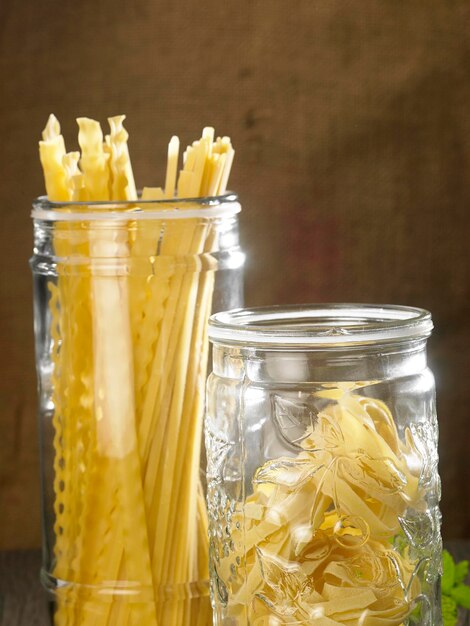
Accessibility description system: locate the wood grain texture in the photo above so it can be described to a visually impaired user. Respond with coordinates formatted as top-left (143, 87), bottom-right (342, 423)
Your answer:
top-left (0, 0), bottom-right (469, 548)
top-left (0, 551), bottom-right (49, 626)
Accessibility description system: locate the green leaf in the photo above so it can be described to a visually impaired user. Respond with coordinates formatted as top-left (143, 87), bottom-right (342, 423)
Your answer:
top-left (408, 601), bottom-right (421, 623)
top-left (442, 550), bottom-right (456, 594)
top-left (454, 560), bottom-right (469, 585)
top-left (451, 583), bottom-right (470, 610)
top-left (443, 612), bottom-right (458, 626)
top-left (442, 595), bottom-right (458, 626)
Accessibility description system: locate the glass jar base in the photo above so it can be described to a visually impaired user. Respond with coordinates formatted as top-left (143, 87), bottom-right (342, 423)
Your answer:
top-left (41, 569), bottom-right (212, 625)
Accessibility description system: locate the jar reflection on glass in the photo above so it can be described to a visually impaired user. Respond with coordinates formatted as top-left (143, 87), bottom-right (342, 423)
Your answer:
top-left (206, 305), bottom-right (442, 626)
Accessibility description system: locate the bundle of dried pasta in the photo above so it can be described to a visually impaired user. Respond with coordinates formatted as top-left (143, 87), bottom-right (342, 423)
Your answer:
top-left (217, 390), bottom-right (424, 625)
top-left (38, 114), bottom-right (235, 626)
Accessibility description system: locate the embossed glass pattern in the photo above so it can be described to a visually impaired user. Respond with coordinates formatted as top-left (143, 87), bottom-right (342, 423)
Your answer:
top-left (206, 305), bottom-right (441, 626)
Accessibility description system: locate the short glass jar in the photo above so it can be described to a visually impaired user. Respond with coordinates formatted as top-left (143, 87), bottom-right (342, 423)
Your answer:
top-left (206, 305), bottom-right (442, 626)
top-left (31, 193), bottom-right (244, 626)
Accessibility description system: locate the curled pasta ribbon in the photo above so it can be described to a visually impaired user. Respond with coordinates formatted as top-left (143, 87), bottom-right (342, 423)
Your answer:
top-left (62, 152), bottom-right (84, 201)
top-left (107, 115), bottom-right (137, 200)
top-left (219, 393), bottom-right (423, 625)
top-left (302, 397), bottom-right (420, 540)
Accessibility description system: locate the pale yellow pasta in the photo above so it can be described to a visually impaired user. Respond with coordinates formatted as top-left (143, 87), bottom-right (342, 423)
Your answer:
top-left (219, 391), bottom-right (422, 625)
top-left (77, 117), bottom-right (111, 200)
top-left (38, 116), bottom-right (235, 626)
top-left (39, 115), bottom-right (70, 201)
top-left (107, 115), bottom-right (137, 200)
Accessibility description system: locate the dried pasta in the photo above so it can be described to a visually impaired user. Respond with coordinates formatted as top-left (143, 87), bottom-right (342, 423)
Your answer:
top-left (217, 390), bottom-right (423, 625)
top-left (38, 115), bottom-right (235, 626)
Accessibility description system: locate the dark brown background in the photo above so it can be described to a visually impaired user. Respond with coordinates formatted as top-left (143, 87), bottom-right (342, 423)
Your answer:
top-left (0, 0), bottom-right (469, 549)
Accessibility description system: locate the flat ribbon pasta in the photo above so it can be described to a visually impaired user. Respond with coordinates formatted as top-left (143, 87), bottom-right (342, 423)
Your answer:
top-left (219, 391), bottom-right (423, 625)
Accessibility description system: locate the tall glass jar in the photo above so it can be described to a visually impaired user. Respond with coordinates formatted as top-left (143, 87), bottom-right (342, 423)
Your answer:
top-left (206, 305), bottom-right (442, 626)
top-left (30, 193), bottom-right (244, 626)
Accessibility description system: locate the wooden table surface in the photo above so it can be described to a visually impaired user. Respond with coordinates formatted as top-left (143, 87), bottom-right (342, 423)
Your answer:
top-left (1, 543), bottom-right (469, 625)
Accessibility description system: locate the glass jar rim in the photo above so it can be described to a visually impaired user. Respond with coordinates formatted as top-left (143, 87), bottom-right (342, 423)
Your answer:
top-left (31, 192), bottom-right (240, 222)
top-left (208, 304), bottom-right (433, 347)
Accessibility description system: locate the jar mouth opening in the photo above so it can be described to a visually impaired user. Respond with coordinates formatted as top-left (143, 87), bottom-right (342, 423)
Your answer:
top-left (208, 304), bottom-right (433, 347)
top-left (31, 192), bottom-right (240, 221)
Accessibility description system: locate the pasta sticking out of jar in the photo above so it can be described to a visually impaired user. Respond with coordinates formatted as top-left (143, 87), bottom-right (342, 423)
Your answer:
top-left (33, 115), bottom-right (242, 626)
